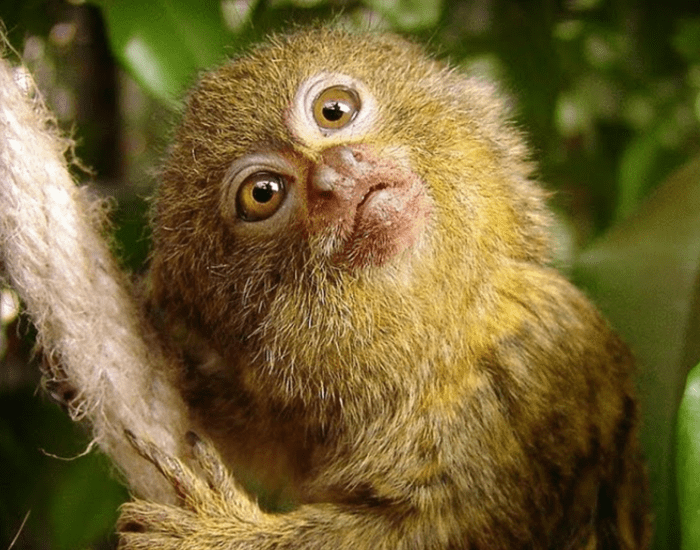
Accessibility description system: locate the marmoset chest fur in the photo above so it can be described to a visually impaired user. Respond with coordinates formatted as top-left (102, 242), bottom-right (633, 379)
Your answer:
top-left (146, 28), bottom-right (650, 549)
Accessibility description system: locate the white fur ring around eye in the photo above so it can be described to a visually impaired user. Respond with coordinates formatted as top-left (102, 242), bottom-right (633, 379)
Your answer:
top-left (288, 72), bottom-right (378, 144)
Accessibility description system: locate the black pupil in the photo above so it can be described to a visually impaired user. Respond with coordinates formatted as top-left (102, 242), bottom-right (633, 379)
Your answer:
top-left (322, 101), bottom-right (348, 122)
top-left (252, 179), bottom-right (279, 203)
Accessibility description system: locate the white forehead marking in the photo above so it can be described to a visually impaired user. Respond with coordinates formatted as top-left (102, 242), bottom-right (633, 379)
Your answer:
top-left (287, 72), bottom-right (379, 149)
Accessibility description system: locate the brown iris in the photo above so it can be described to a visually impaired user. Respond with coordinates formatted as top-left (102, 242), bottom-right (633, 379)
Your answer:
top-left (313, 86), bottom-right (361, 130)
top-left (236, 172), bottom-right (286, 221)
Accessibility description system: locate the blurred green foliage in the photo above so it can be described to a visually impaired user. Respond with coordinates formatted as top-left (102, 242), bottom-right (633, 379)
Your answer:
top-left (575, 154), bottom-right (700, 550)
top-left (1, 1), bottom-right (699, 549)
top-left (0, 386), bottom-right (126, 549)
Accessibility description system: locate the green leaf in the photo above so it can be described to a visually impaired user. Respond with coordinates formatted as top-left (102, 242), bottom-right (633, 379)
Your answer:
top-left (88, 0), bottom-right (236, 107)
top-left (673, 18), bottom-right (700, 63)
top-left (677, 361), bottom-right (700, 550)
top-left (363, 0), bottom-right (443, 31)
top-left (616, 122), bottom-right (665, 220)
top-left (574, 155), bottom-right (700, 550)
top-left (616, 113), bottom-right (690, 222)
top-left (1, 387), bottom-right (128, 548)
top-left (49, 452), bottom-right (127, 550)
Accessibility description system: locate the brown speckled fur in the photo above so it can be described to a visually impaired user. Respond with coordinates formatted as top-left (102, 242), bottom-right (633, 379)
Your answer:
top-left (119, 28), bottom-right (651, 549)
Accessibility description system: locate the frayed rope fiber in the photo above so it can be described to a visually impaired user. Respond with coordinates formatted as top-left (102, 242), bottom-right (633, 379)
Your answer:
top-left (0, 50), bottom-right (190, 503)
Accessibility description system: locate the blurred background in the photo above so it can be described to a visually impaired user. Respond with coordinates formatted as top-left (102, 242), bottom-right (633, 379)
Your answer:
top-left (0, 0), bottom-right (699, 548)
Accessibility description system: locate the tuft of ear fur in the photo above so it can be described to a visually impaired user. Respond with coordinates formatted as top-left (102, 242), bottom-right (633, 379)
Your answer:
top-left (0, 41), bottom-right (190, 504)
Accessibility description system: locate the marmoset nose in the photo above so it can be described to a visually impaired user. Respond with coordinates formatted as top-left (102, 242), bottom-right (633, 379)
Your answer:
top-left (309, 145), bottom-right (371, 195)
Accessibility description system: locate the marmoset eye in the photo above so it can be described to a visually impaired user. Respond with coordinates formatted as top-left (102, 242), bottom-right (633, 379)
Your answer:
top-left (312, 86), bottom-right (361, 130)
top-left (236, 172), bottom-right (287, 221)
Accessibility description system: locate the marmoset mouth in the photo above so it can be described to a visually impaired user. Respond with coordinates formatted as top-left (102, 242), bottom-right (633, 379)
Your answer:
top-left (356, 182), bottom-right (390, 211)
top-left (305, 143), bottom-right (430, 270)
top-left (342, 179), bottom-right (429, 270)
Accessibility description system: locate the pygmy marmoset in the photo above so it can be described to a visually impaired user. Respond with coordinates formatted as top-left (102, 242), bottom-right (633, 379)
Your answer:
top-left (117, 27), bottom-right (651, 550)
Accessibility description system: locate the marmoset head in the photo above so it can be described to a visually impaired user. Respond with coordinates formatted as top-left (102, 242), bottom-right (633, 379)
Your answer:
top-left (151, 28), bottom-right (551, 366)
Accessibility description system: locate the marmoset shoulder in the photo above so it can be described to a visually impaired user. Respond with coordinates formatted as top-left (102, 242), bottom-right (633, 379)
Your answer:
top-left (119, 27), bottom-right (651, 549)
